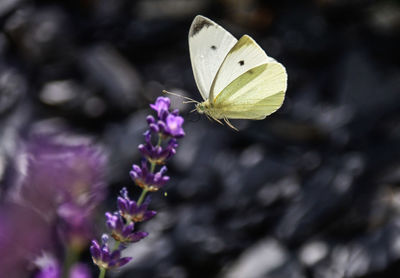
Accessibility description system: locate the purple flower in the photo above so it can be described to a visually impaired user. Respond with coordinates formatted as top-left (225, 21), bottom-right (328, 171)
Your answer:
top-left (147, 97), bottom-right (185, 139)
top-left (105, 212), bottom-right (148, 244)
top-left (0, 204), bottom-right (54, 278)
top-left (35, 262), bottom-right (91, 278)
top-left (146, 116), bottom-right (159, 133)
top-left (90, 235), bottom-right (132, 270)
top-left (150, 97), bottom-right (170, 118)
top-left (129, 161), bottom-right (169, 192)
top-left (18, 134), bottom-right (106, 214)
top-left (159, 113), bottom-right (185, 138)
top-left (118, 188), bottom-right (156, 223)
top-left (57, 203), bottom-right (93, 251)
top-left (69, 264), bottom-right (91, 278)
top-left (90, 96), bottom-right (185, 275)
top-left (36, 263), bottom-right (59, 278)
top-left (10, 133), bottom-right (107, 251)
top-left (138, 132), bottom-right (178, 165)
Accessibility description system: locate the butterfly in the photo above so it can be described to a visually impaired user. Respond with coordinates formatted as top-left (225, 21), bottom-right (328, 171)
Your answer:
top-left (164, 15), bottom-right (287, 130)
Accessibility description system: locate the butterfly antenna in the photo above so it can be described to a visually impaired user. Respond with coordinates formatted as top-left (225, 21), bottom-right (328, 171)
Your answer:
top-left (162, 90), bottom-right (199, 104)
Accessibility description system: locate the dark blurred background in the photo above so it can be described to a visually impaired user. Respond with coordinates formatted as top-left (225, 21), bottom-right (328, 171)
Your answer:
top-left (1, 0), bottom-right (400, 277)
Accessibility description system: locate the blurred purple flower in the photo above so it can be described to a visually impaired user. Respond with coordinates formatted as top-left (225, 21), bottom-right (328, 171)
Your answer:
top-left (36, 263), bottom-right (59, 278)
top-left (90, 235), bottom-right (132, 270)
top-left (11, 133), bottom-right (107, 251)
top-left (105, 212), bottom-right (148, 244)
top-left (69, 264), bottom-right (91, 278)
top-left (0, 132), bottom-right (107, 277)
top-left (18, 134), bottom-right (106, 213)
top-left (35, 260), bottom-right (91, 278)
top-left (118, 188), bottom-right (156, 223)
top-left (57, 203), bottom-right (94, 250)
top-left (0, 204), bottom-right (53, 278)
top-left (129, 160), bottom-right (169, 192)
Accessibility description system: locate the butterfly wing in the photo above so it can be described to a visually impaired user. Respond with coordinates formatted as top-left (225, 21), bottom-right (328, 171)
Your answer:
top-left (213, 63), bottom-right (287, 119)
top-left (189, 15), bottom-right (237, 101)
top-left (211, 35), bottom-right (287, 120)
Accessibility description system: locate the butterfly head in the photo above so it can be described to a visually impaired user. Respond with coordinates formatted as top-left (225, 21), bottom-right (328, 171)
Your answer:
top-left (195, 100), bottom-right (212, 115)
top-left (195, 102), bottom-right (205, 114)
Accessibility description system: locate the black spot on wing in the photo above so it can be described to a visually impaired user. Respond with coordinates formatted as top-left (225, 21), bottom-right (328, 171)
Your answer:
top-left (190, 18), bottom-right (213, 37)
top-left (239, 60), bottom-right (244, 66)
top-left (211, 45), bottom-right (217, 50)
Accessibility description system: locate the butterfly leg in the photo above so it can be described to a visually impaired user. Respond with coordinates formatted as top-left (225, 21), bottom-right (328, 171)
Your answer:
top-left (204, 113), bottom-right (213, 122)
top-left (223, 117), bottom-right (238, 131)
top-left (212, 116), bottom-right (224, 125)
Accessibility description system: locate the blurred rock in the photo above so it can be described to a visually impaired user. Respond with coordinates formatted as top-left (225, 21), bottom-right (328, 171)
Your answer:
top-left (0, 0), bottom-right (22, 17)
top-left (80, 44), bottom-right (142, 111)
top-left (299, 240), bottom-right (329, 267)
top-left (221, 238), bottom-right (292, 278)
top-left (135, 0), bottom-right (210, 20)
top-left (0, 33), bottom-right (9, 54)
top-left (103, 110), bottom-right (149, 183)
top-left (313, 219), bottom-right (400, 278)
top-left (276, 153), bottom-right (365, 243)
top-left (368, 2), bottom-right (400, 35)
top-left (4, 7), bottom-right (72, 63)
top-left (173, 205), bottom-right (224, 262)
top-left (39, 80), bottom-right (79, 106)
top-left (338, 51), bottom-right (400, 120)
top-left (0, 68), bottom-right (25, 115)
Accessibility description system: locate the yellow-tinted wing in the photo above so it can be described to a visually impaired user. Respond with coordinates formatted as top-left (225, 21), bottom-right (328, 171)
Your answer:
top-left (210, 35), bottom-right (276, 101)
top-left (213, 62), bottom-right (287, 120)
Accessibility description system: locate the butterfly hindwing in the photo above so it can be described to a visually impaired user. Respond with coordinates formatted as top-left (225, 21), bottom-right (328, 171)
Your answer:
top-left (213, 62), bottom-right (287, 120)
top-left (189, 15), bottom-right (237, 101)
top-left (210, 35), bottom-right (277, 101)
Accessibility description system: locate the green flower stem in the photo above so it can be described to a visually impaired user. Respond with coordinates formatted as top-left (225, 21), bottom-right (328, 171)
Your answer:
top-left (150, 161), bottom-right (156, 173)
top-left (114, 241), bottom-right (121, 250)
top-left (99, 267), bottom-right (106, 278)
top-left (138, 133), bottom-right (163, 206)
top-left (157, 134), bottom-right (163, 147)
top-left (137, 188), bottom-right (148, 206)
top-left (62, 245), bottom-right (79, 278)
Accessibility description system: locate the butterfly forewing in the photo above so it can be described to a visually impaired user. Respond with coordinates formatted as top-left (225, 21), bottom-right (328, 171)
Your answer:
top-left (213, 62), bottom-right (287, 120)
top-left (189, 15), bottom-right (237, 100)
top-left (210, 35), bottom-right (276, 101)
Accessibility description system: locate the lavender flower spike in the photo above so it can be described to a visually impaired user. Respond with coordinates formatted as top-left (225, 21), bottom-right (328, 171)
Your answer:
top-left (90, 234), bottom-right (132, 270)
top-left (118, 188), bottom-right (156, 222)
top-left (105, 212), bottom-right (148, 244)
top-left (90, 96), bottom-right (185, 276)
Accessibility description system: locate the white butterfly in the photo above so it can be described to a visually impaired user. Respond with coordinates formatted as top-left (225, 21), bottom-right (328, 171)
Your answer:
top-left (165, 15), bottom-right (287, 130)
